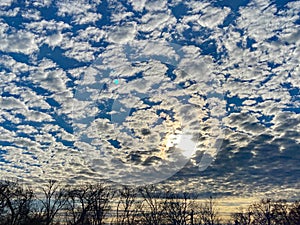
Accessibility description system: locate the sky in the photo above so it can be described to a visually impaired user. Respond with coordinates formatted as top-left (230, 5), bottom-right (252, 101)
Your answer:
top-left (0, 0), bottom-right (299, 200)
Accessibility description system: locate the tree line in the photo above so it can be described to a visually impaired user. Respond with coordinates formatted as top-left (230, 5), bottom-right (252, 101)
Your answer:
top-left (0, 180), bottom-right (299, 225)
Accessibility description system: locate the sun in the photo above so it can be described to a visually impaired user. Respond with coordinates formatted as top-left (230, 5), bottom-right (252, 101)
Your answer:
top-left (158, 113), bottom-right (183, 160)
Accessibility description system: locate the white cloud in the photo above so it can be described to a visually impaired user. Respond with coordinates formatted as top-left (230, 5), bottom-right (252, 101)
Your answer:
top-left (0, 27), bottom-right (39, 54)
top-left (243, 99), bottom-right (257, 106)
top-left (69, 39), bottom-right (226, 184)
top-left (76, 26), bottom-right (106, 42)
top-left (56, 0), bottom-right (94, 16)
top-left (0, 55), bottom-right (29, 75)
top-left (0, 0), bottom-right (14, 7)
top-left (0, 7), bottom-right (19, 16)
top-left (188, 1), bottom-right (210, 14)
top-left (144, 0), bottom-right (168, 12)
top-left (139, 12), bottom-right (174, 33)
top-left (197, 6), bottom-right (231, 29)
top-left (128, 0), bottom-right (147, 12)
top-left (17, 125), bottom-right (39, 134)
top-left (61, 38), bottom-right (97, 62)
top-left (0, 126), bottom-right (16, 142)
top-left (73, 11), bottom-right (102, 25)
top-left (107, 22), bottom-right (137, 44)
top-left (45, 32), bottom-right (63, 48)
top-left (0, 97), bottom-right (27, 110)
top-left (0, 71), bottom-right (17, 84)
top-left (22, 8), bottom-right (42, 20)
top-left (238, 0), bottom-right (293, 42)
top-left (26, 19), bottom-right (72, 34)
top-left (56, 0), bottom-right (102, 24)
top-left (30, 67), bottom-right (68, 93)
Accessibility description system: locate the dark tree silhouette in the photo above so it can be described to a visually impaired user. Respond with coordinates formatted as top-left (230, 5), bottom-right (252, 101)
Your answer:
top-left (1, 180), bottom-right (300, 225)
top-left (194, 196), bottom-right (221, 225)
top-left (231, 207), bottom-right (252, 225)
top-left (0, 180), bottom-right (34, 225)
top-left (250, 199), bottom-right (275, 225)
top-left (113, 186), bottom-right (139, 225)
top-left (64, 183), bottom-right (113, 225)
top-left (271, 200), bottom-right (290, 225)
top-left (64, 185), bottom-right (92, 225)
top-left (289, 201), bottom-right (300, 225)
top-left (165, 191), bottom-right (194, 225)
top-left (37, 180), bottom-right (67, 225)
top-left (230, 198), bottom-right (300, 225)
top-left (87, 183), bottom-right (114, 225)
top-left (138, 185), bottom-right (169, 225)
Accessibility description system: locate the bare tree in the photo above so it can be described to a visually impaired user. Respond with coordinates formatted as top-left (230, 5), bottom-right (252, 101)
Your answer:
top-left (3, 180), bottom-right (300, 225)
top-left (113, 186), bottom-right (139, 225)
top-left (37, 180), bottom-right (67, 225)
top-left (194, 196), bottom-right (221, 225)
top-left (138, 185), bottom-right (169, 225)
top-left (231, 207), bottom-right (252, 225)
top-left (289, 201), bottom-right (300, 225)
top-left (0, 181), bottom-right (11, 224)
top-left (165, 191), bottom-right (194, 225)
top-left (230, 199), bottom-right (294, 225)
top-left (64, 183), bottom-right (113, 225)
top-left (0, 180), bottom-right (35, 225)
top-left (87, 183), bottom-right (114, 225)
top-left (64, 185), bottom-right (92, 225)
top-left (271, 200), bottom-right (290, 225)
top-left (249, 199), bottom-right (278, 225)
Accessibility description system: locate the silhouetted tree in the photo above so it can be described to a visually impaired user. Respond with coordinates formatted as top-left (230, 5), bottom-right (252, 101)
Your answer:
top-left (231, 207), bottom-right (252, 225)
top-left (165, 191), bottom-right (194, 225)
top-left (271, 200), bottom-right (290, 225)
top-left (2, 180), bottom-right (300, 225)
top-left (64, 185), bottom-right (92, 225)
top-left (138, 185), bottom-right (169, 225)
top-left (64, 183), bottom-right (113, 225)
top-left (88, 183), bottom-right (114, 225)
top-left (113, 186), bottom-right (139, 225)
top-left (0, 180), bottom-right (34, 225)
top-left (194, 196), bottom-right (221, 225)
top-left (230, 199), bottom-right (298, 225)
top-left (37, 180), bottom-right (67, 225)
top-left (250, 199), bottom-right (275, 225)
top-left (289, 201), bottom-right (300, 225)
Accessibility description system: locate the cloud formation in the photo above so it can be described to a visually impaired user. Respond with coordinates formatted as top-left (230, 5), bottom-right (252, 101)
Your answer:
top-left (0, 0), bottom-right (299, 199)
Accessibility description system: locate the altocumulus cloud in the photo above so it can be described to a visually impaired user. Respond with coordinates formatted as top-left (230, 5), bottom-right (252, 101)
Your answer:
top-left (0, 0), bottom-right (299, 199)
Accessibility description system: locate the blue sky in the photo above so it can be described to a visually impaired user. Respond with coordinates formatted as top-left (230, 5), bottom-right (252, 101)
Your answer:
top-left (0, 0), bottom-right (299, 199)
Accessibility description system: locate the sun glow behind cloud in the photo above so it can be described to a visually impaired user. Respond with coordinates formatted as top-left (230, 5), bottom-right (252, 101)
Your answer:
top-left (70, 42), bottom-right (225, 185)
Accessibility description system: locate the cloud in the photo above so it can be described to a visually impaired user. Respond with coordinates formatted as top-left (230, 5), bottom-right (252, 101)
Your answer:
top-left (56, 0), bottom-right (102, 24)
top-left (0, 97), bottom-right (27, 110)
top-left (107, 22), bottom-right (137, 44)
top-left (45, 32), bottom-right (63, 48)
top-left (197, 6), bottom-right (231, 29)
top-left (0, 0), bottom-right (13, 7)
top-left (0, 7), bottom-right (19, 17)
top-left (139, 12), bottom-right (175, 33)
top-left (144, 0), bottom-right (168, 12)
top-left (0, 25), bottom-right (38, 54)
top-left (128, 0), bottom-right (147, 12)
top-left (69, 39), bottom-right (225, 185)
top-left (0, 0), bottom-right (298, 199)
